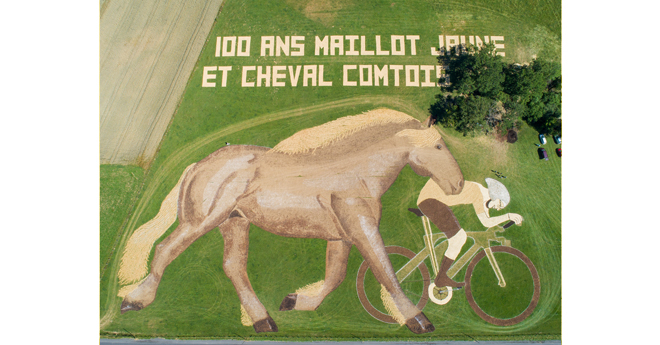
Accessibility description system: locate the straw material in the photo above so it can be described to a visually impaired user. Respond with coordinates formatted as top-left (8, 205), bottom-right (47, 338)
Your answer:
top-left (270, 109), bottom-right (416, 154)
top-left (380, 285), bottom-right (406, 325)
top-left (116, 276), bottom-right (147, 298)
top-left (295, 280), bottom-right (325, 297)
top-left (395, 127), bottom-right (443, 148)
top-left (240, 304), bottom-right (253, 326)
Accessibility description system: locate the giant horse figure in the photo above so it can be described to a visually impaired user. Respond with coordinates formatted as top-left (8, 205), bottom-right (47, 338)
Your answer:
top-left (117, 109), bottom-right (464, 334)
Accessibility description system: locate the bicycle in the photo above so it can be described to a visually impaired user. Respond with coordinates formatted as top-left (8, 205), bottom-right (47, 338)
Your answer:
top-left (356, 208), bottom-right (540, 327)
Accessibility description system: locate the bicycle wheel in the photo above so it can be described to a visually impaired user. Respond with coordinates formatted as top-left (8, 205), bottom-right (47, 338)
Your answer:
top-left (465, 246), bottom-right (540, 326)
top-left (356, 246), bottom-right (430, 324)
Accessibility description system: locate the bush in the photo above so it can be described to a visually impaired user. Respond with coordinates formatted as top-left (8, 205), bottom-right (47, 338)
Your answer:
top-left (431, 95), bottom-right (499, 136)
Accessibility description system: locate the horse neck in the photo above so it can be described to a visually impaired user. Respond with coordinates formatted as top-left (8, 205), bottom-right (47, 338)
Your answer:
top-left (350, 140), bottom-right (411, 198)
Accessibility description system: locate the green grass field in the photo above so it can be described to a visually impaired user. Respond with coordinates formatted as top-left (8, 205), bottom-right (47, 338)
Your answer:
top-left (100, 165), bottom-right (145, 315)
top-left (100, 0), bottom-right (560, 340)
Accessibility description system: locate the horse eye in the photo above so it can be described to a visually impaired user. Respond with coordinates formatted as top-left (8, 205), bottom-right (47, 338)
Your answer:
top-left (436, 144), bottom-right (442, 150)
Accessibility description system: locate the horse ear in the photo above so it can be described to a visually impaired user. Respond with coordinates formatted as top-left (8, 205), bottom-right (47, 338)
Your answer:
top-left (423, 116), bottom-right (436, 127)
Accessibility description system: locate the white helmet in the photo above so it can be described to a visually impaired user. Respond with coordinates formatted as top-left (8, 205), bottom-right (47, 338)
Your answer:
top-left (485, 178), bottom-right (510, 207)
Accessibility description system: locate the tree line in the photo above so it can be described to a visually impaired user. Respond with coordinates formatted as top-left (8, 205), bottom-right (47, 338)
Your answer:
top-left (430, 43), bottom-right (561, 137)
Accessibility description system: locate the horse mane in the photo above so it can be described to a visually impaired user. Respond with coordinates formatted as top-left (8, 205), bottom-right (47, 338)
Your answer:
top-left (270, 108), bottom-right (420, 154)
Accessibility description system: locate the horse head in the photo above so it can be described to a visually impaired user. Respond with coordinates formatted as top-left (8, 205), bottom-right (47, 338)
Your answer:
top-left (397, 117), bottom-right (464, 195)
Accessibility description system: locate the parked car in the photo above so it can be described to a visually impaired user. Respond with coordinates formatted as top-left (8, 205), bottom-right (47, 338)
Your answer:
top-left (538, 147), bottom-right (548, 161)
top-left (556, 148), bottom-right (562, 157)
top-left (539, 134), bottom-right (547, 145)
top-left (538, 148), bottom-right (548, 160)
top-left (553, 135), bottom-right (561, 144)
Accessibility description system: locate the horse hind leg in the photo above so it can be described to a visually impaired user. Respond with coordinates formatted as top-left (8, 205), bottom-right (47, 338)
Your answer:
top-left (280, 240), bottom-right (351, 311)
top-left (219, 216), bottom-right (277, 333)
top-left (120, 220), bottom-right (218, 314)
top-left (121, 159), bottom-right (254, 314)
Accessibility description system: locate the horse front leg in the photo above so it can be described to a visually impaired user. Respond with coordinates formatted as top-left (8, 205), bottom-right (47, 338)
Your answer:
top-left (121, 221), bottom-right (217, 313)
top-left (331, 195), bottom-right (435, 334)
top-left (280, 239), bottom-right (351, 311)
top-left (219, 216), bottom-right (277, 333)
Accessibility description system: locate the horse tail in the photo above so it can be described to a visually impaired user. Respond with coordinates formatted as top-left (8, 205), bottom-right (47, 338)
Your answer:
top-left (117, 163), bottom-right (196, 293)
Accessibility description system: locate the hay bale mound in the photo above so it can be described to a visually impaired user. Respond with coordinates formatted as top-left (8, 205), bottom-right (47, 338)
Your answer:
top-left (506, 129), bottom-right (518, 143)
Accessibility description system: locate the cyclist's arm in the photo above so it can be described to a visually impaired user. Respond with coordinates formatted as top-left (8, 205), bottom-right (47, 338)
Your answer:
top-left (476, 212), bottom-right (523, 227)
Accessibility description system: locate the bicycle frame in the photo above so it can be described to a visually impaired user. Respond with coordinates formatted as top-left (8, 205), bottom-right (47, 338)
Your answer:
top-left (395, 220), bottom-right (513, 288)
top-left (356, 216), bottom-right (539, 326)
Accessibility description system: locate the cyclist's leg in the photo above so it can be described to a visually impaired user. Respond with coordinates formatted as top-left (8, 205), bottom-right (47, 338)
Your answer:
top-left (418, 199), bottom-right (466, 288)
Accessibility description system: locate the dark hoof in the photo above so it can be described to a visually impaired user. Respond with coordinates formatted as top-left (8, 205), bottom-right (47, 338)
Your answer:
top-left (253, 316), bottom-right (278, 333)
top-left (120, 300), bottom-right (143, 314)
top-left (279, 294), bottom-right (297, 311)
top-left (405, 312), bottom-right (435, 334)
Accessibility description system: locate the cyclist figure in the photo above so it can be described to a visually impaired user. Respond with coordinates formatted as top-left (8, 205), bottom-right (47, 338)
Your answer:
top-left (416, 178), bottom-right (523, 288)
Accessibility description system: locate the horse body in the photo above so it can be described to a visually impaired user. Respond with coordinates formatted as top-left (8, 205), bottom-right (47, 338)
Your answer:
top-left (239, 144), bottom-right (409, 241)
top-left (118, 109), bottom-right (464, 334)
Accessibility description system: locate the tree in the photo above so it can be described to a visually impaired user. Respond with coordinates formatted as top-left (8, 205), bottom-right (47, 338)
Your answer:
top-left (440, 43), bottom-right (505, 99)
top-left (429, 95), bottom-right (457, 128)
top-left (430, 95), bottom-right (496, 136)
top-left (454, 96), bottom-right (493, 135)
top-left (503, 59), bottom-right (561, 132)
top-left (431, 44), bottom-right (561, 137)
top-left (501, 100), bottom-right (524, 131)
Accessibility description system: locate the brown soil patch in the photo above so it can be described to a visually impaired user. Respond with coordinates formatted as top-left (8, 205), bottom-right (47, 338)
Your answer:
top-left (506, 129), bottom-right (518, 143)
